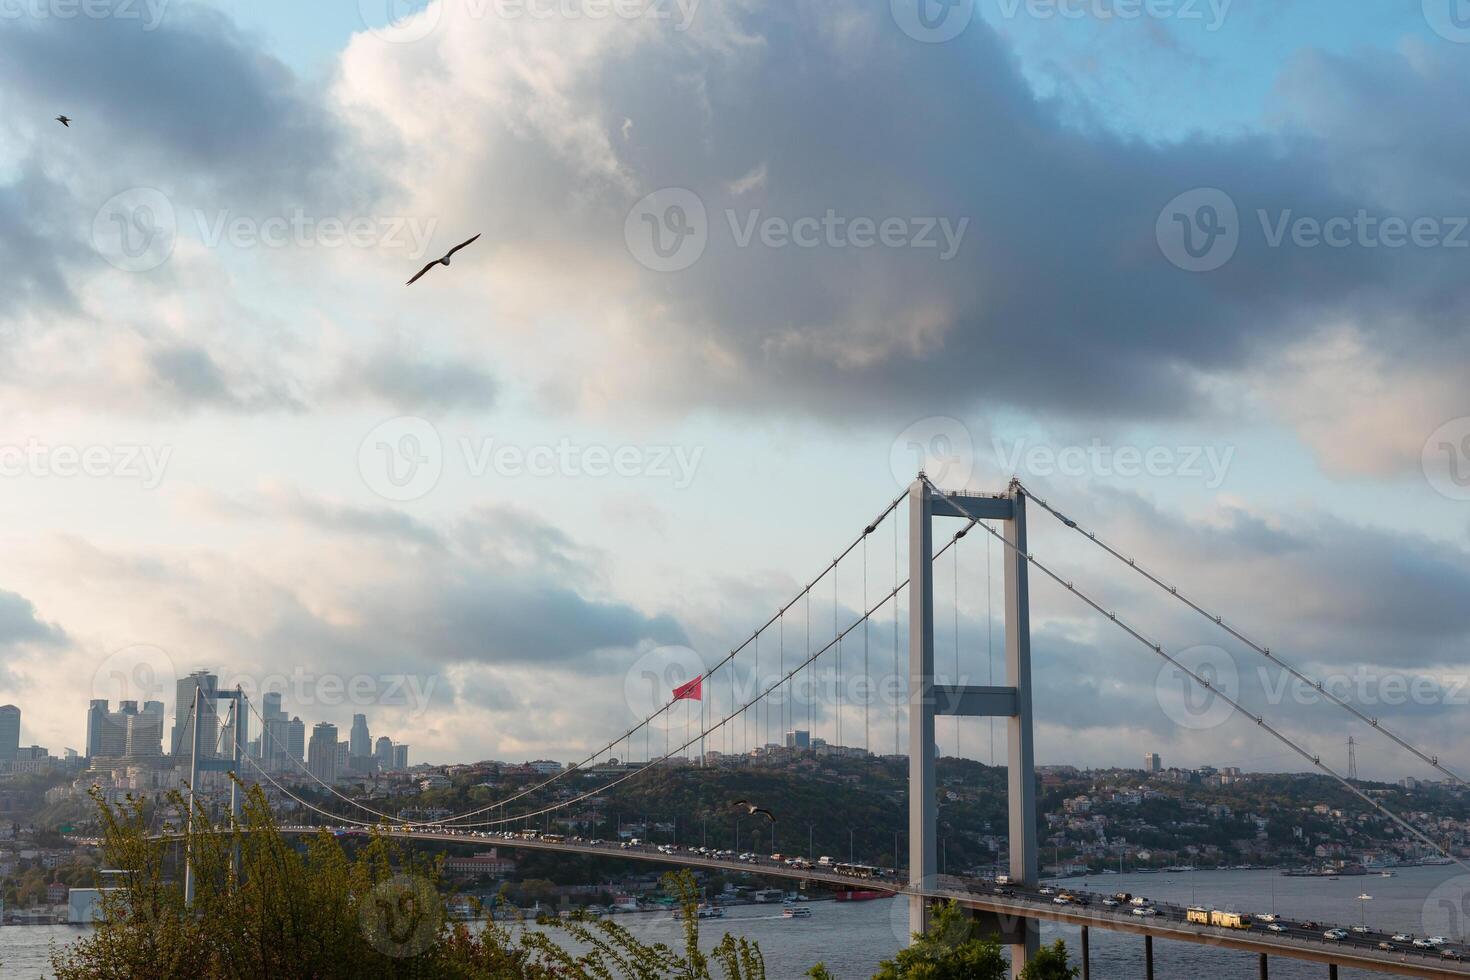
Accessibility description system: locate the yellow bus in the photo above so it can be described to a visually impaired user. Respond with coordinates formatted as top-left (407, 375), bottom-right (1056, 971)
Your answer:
top-left (1189, 908), bottom-right (1251, 929)
top-left (1187, 907), bottom-right (1210, 925)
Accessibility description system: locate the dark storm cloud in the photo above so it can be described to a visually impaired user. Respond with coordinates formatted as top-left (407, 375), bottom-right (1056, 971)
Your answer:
top-left (0, 2), bottom-right (361, 203)
top-left (0, 590), bottom-right (66, 648)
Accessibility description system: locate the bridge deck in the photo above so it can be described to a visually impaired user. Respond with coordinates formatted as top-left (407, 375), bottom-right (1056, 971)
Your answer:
top-left (249, 829), bottom-right (1470, 979)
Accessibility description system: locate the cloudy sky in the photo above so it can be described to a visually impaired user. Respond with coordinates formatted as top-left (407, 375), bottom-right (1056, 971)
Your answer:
top-left (1, 0), bottom-right (1468, 781)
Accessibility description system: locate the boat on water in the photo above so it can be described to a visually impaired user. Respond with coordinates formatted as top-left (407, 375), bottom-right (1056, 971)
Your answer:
top-left (834, 890), bottom-right (888, 902)
top-left (782, 906), bottom-right (813, 918)
top-left (672, 904), bottom-right (724, 920)
top-left (1380, 871), bottom-right (1396, 877)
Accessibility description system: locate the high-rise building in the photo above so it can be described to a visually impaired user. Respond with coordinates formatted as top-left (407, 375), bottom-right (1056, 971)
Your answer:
top-left (374, 736), bottom-right (394, 768)
top-left (1145, 752), bottom-right (1162, 773)
top-left (307, 723), bottom-right (338, 784)
top-left (127, 702), bottom-right (165, 758)
top-left (0, 705), bottom-right (20, 761)
top-left (287, 717), bottom-right (305, 764)
top-left (349, 714), bottom-right (371, 758)
top-left (335, 741), bottom-right (349, 770)
top-left (392, 744), bottom-right (409, 770)
top-left (85, 700), bottom-right (108, 760)
top-left (784, 730), bottom-right (811, 750)
top-left (84, 700), bottom-right (165, 763)
top-left (261, 693), bottom-right (291, 773)
top-left (171, 671), bottom-right (219, 759)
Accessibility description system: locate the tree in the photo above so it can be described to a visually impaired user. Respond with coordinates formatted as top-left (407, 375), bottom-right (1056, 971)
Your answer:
top-left (52, 785), bottom-right (768, 979)
top-left (1019, 940), bottom-right (1079, 980)
top-left (868, 902), bottom-right (1007, 980)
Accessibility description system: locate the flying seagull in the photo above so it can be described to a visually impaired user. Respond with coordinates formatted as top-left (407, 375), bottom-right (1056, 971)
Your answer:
top-left (406, 233), bottom-right (480, 285)
top-left (732, 800), bottom-right (776, 823)
top-left (55, 115), bottom-right (71, 127)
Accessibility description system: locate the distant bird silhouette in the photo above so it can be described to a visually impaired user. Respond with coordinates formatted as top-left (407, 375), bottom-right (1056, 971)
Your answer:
top-left (406, 233), bottom-right (480, 285)
top-left (55, 115), bottom-right (71, 127)
top-left (733, 800), bottom-right (776, 823)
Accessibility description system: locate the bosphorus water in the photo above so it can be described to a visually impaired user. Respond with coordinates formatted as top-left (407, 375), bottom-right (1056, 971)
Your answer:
top-left (2, 866), bottom-right (1462, 978)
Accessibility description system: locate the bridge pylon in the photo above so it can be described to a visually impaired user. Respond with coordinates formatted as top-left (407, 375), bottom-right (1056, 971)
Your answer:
top-left (907, 477), bottom-right (1038, 977)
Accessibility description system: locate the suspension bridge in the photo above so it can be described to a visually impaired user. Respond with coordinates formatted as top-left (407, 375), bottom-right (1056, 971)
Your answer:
top-left (158, 476), bottom-right (1470, 979)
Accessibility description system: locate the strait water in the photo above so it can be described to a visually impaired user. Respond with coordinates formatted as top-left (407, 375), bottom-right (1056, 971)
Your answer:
top-left (3, 866), bottom-right (1466, 978)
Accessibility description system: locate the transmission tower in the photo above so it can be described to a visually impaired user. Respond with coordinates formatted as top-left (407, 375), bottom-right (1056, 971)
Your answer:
top-left (1347, 735), bottom-right (1358, 781)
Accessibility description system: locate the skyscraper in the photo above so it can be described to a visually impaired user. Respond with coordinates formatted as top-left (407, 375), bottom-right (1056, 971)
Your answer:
top-left (392, 744), bottom-right (409, 770)
top-left (307, 723), bottom-right (338, 784)
top-left (127, 702), bottom-right (165, 758)
top-left (287, 717), bottom-right (305, 765)
top-left (261, 693), bottom-right (290, 773)
top-left (374, 736), bottom-right (394, 768)
top-left (1145, 752), bottom-right (1162, 773)
top-left (0, 705), bottom-right (20, 761)
top-left (171, 671), bottom-right (219, 759)
top-left (348, 713), bottom-right (374, 772)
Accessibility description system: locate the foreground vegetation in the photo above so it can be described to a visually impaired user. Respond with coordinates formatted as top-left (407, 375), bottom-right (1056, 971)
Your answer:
top-left (41, 785), bottom-right (1077, 978)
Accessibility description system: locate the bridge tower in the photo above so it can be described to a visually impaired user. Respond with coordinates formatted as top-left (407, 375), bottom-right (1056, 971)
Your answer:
top-left (908, 477), bottom-right (1038, 975)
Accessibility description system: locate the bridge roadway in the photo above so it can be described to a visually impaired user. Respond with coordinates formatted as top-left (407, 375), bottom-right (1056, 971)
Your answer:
top-left (265, 827), bottom-right (1470, 979)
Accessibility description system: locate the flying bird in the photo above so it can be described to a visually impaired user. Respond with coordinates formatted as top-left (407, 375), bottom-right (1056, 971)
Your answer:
top-left (732, 800), bottom-right (776, 823)
top-left (55, 115), bottom-right (71, 127)
top-left (406, 233), bottom-right (481, 285)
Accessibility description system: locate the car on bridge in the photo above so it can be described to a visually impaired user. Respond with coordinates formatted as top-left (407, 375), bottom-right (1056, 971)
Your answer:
top-left (1323, 929), bottom-right (1349, 942)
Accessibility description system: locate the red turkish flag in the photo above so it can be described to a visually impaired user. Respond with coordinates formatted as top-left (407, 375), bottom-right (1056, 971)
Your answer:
top-left (673, 675), bottom-right (703, 702)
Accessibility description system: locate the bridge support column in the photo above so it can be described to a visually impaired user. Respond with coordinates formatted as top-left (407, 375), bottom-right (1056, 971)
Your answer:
top-left (1003, 485), bottom-right (1039, 975)
top-left (907, 478), bottom-right (937, 942)
top-left (1259, 952), bottom-right (1267, 979)
top-left (1144, 935), bottom-right (1154, 980)
top-left (1081, 925), bottom-right (1090, 980)
top-left (1328, 966), bottom-right (1337, 980)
